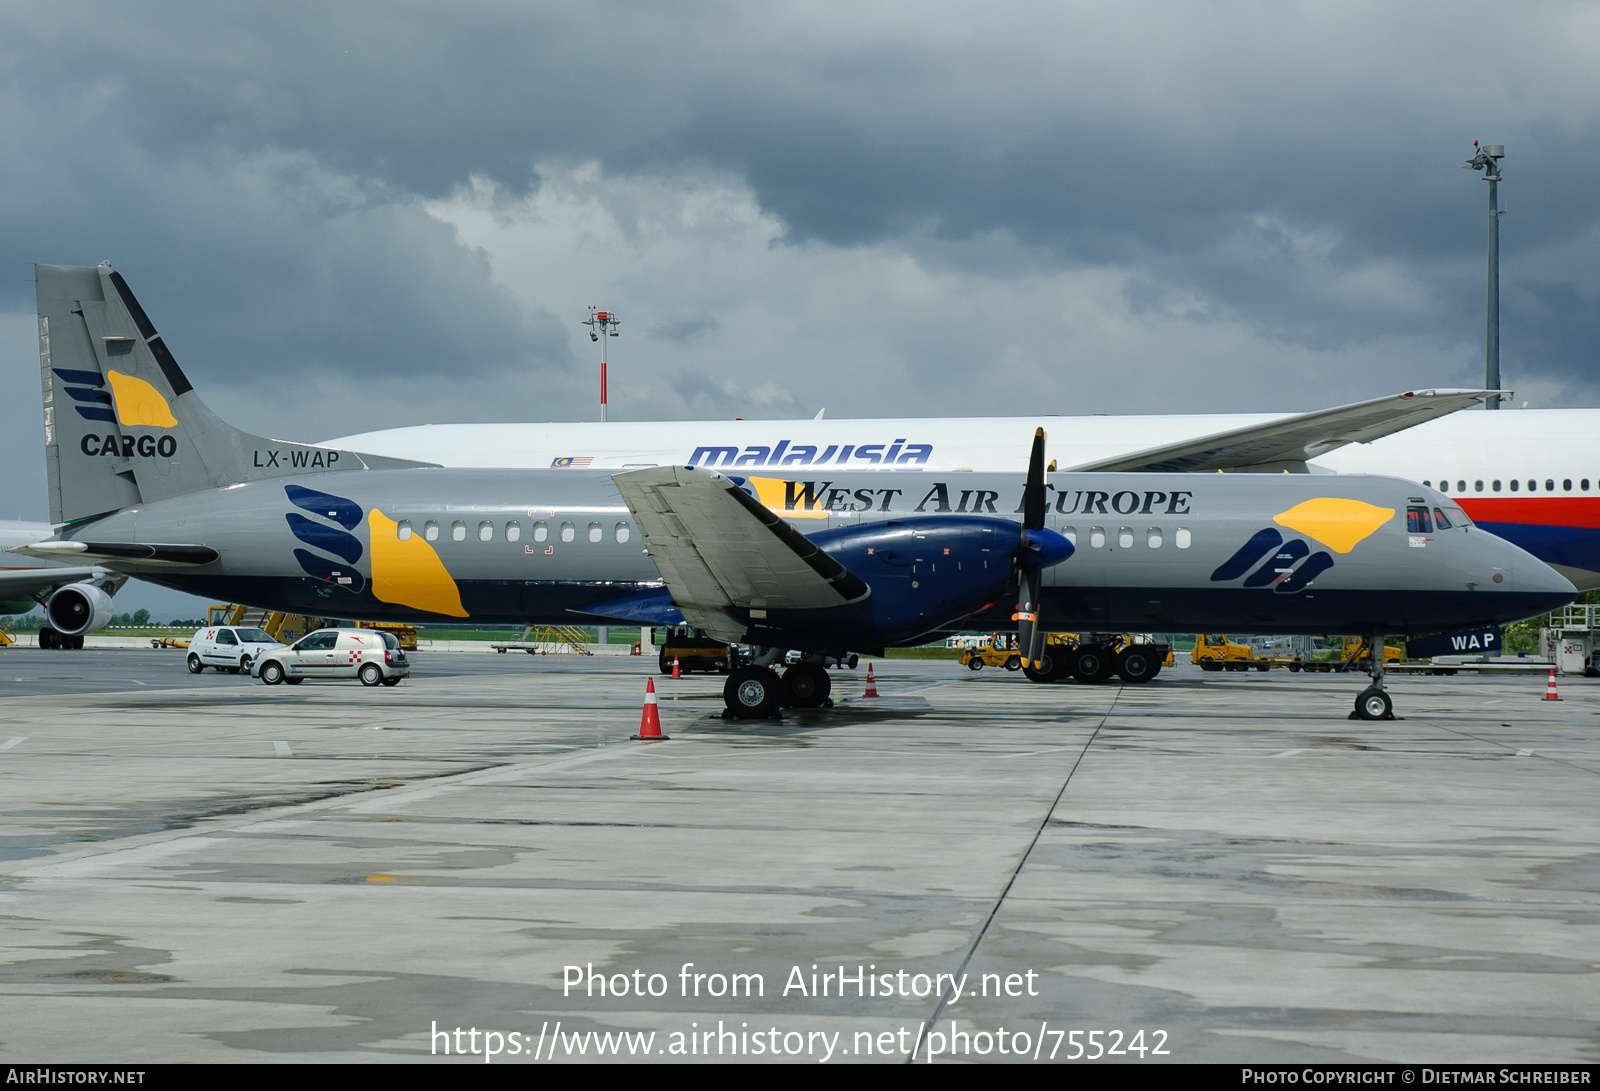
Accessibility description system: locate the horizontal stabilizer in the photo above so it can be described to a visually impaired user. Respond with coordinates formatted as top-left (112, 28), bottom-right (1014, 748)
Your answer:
top-left (1072, 389), bottom-right (1503, 473)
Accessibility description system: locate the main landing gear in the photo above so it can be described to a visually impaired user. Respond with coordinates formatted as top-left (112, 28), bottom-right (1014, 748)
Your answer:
top-left (1349, 635), bottom-right (1395, 721)
top-left (722, 650), bottom-right (840, 720)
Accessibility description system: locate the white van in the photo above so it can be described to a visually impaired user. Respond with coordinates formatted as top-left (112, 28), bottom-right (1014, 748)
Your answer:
top-left (187, 626), bottom-right (285, 675)
top-left (250, 628), bottom-right (410, 687)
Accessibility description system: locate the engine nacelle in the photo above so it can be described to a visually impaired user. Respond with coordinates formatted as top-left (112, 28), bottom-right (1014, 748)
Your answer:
top-left (45, 582), bottom-right (114, 637)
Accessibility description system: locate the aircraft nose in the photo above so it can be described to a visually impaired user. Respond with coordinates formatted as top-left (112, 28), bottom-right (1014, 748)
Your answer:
top-left (1488, 538), bottom-right (1576, 615)
top-left (1025, 527), bottom-right (1075, 568)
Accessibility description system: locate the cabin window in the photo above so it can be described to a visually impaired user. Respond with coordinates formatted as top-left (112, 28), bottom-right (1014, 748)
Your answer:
top-left (478, 520), bottom-right (494, 542)
top-left (397, 520), bottom-right (413, 540)
top-left (505, 521), bottom-right (521, 542)
top-left (451, 520), bottom-right (467, 541)
top-left (1117, 527), bottom-right (1134, 549)
top-left (1546, 479), bottom-right (1555, 492)
top-left (588, 522), bottom-right (602, 543)
top-left (533, 522), bottom-right (548, 542)
top-left (1584, 480), bottom-right (1591, 491)
top-left (1060, 526), bottom-right (1077, 545)
top-left (1458, 480), bottom-right (1466, 492)
top-left (615, 522), bottom-right (631, 544)
top-left (1564, 479), bottom-right (1573, 491)
top-left (1175, 527), bottom-right (1192, 549)
top-left (1492, 480), bottom-right (1501, 492)
top-left (1510, 479), bottom-right (1519, 491)
top-left (424, 520), bottom-right (439, 541)
top-left (560, 521), bottom-right (576, 543)
top-left (1527, 479), bottom-right (1536, 491)
top-left (1423, 480), bottom-right (1431, 488)
top-left (1147, 527), bottom-right (1163, 548)
top-left (1089, 527), bottom-right (1106, 549)
top-left (1407, 506), bottom-right (1433, 534)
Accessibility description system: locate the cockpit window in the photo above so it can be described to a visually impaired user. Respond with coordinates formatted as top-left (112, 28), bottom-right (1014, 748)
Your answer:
top-left (1431, 507), bottom-right (1451, 530)
top-left (1406, 506), bottom-right (1433, 534)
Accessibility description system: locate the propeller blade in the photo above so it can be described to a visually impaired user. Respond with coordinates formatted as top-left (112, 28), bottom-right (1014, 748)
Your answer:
top-left (1013, 564), bottom-right (1045, 668)
top-left (1022, 427), bottom-right (1047, 531)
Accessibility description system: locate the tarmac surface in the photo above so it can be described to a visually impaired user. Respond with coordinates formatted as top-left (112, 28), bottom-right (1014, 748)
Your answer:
top-left (0, 648), bottom-right (1596, 1063)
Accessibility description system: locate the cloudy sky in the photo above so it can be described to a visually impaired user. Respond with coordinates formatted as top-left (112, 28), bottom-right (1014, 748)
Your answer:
top-left (2, 2), bottom-right (1597, 615)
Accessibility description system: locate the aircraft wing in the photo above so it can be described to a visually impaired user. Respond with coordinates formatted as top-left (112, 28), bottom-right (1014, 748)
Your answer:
top-left (1069, 389), bottom-right (1502, 473)
top-left (612, 465), bottom-right (868, 641)
top-left (0, 564), bottom-right (115, 599)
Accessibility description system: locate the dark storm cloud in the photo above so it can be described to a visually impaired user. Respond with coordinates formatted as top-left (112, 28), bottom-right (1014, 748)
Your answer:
top-left (1, 0), bottom-right (1597, 420)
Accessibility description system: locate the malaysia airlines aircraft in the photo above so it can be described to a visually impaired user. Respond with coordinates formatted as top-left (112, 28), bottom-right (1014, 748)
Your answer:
top-left (332, 394), bottom-right (1600, 590)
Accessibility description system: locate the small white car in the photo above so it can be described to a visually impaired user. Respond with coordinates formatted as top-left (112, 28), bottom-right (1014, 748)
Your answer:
top-left (187, 626), bottom-right (285, 675)
top-left (251, 628), bottom-right (410, 687)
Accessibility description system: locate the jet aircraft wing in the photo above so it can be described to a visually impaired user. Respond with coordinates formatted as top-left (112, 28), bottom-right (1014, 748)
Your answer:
top-left (1070, 389), bottom-right (1501, 473)
top-left (612, 465), bottom-right (869, 642)
top-left (0, 564), bottom-right (116, 599)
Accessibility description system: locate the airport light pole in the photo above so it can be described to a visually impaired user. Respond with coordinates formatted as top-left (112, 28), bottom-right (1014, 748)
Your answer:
top-left (583, 307), bottom-right (620, 423)
top-left (1463, 142), bottom-right (1505, 408)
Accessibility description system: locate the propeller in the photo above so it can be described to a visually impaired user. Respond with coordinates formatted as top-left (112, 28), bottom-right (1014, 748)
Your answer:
top-left (1014, 428), bottom-right (1049, 669)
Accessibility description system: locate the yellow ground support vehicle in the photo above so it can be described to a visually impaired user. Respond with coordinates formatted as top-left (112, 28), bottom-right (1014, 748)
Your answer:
top-left (654, 625), bottom-right (736, 674)
top-left (959, 633), bottom-right (1023, 671)
top-left (1023, 633), bottom-right (1172, 684)
top-left (359, 621), bottom-right (418, 650)
top-left (1192, 634), bottom-right (1268, 671)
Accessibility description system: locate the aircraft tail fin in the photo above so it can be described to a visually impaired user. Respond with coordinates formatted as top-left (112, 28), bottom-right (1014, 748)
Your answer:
top-left (36, 264), bottom-right (431, 525)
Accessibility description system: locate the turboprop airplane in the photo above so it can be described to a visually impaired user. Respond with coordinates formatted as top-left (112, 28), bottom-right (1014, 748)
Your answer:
top-left (331, 392), bottom-right (1600, 593)
top-left (13, 264), bottom-right (1575, 720)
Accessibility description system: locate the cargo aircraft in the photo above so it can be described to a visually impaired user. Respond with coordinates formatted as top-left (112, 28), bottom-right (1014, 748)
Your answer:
top-left (12, 265), bottom-right (1574, 721)
top-left (333, 393), bottom-right (1600, 593)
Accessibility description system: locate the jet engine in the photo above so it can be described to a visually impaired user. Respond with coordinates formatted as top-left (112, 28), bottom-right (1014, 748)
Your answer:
top-left (45, 581), bottom-right (114, 637)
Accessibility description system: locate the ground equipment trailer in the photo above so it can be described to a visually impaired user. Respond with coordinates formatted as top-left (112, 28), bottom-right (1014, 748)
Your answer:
top-left (1022, 633), bottom-right (1172, 685)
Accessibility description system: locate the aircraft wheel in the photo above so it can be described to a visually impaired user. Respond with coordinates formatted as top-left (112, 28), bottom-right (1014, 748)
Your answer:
top-left (783, 662), bottom-right (831, 708)
top-left (1354, 687), bottom-right (1393, 721)
top-left (1071, 645), bottom-right (1117, 684)
top-left (360, 663), bottom-right (384, 687)
top-left (187, 653), bottom-right (205, 674)
top-left (259, 661), bottom-right (285, 686)
top-left (1004, 655), bottom-right (1021, 671)
top-left (724, 665), bottom-right (781, 719)
top-left (1023, 650), bottom-right (1059, 684)
top-left (1115, 646), bottom-right (1160, 684)
top-left (966, 657), bottom-right (983, 671)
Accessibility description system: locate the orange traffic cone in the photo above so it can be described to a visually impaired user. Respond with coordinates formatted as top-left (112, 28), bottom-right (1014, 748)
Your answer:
top-left (863, 663), bottom-right (879, 698)
top-left (632, 676), bottom-right (670, 740)
top-left (671, 656), bottom-right (681, 679)
top-left (1544, 668), bottom-right (1562, 701)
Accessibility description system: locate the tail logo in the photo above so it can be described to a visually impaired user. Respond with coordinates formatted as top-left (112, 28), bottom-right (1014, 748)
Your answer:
top-left (54, 368), bottom-right (116, 424)
top-left (105, 370), bottom-right (177, 428)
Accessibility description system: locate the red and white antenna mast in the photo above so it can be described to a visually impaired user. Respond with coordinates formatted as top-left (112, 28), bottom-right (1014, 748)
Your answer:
top-left (583, 306), bottom-right (620, 422)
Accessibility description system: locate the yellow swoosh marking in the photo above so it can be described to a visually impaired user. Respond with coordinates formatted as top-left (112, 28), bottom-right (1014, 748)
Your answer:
top-left (106, 369), bottom-right (177, 428)
top-left (746, 476), bottom-right (829, 519)
top-left (1273, 498), bottom-right (1395, 554)
top-left (368, 509), bottom-right (469, 617)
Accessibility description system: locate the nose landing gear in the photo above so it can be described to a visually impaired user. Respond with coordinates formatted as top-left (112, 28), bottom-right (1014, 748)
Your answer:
top-left (1350, 635), bottom-right (1396, 720)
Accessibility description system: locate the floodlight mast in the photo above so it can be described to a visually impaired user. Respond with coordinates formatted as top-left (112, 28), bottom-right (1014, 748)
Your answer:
top-left (582, 306), bottom-right (620, 422)
top-left (1463, 142), bottom-right (1505, 408)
